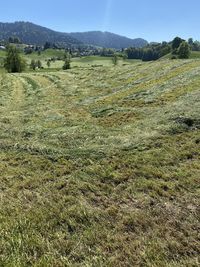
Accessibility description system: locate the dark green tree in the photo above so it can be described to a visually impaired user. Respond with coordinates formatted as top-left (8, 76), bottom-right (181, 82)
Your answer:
top-left (193, 41), bottom-right (200, 51)
top-left (4, 45), bottom-right (26, 73)
top-left (8, 37), bottom-right (14, 43)
top-left (62, 59), bottom-right (70, 70)
top-left (44, 42), bottom-right (51, 50)
top-left (37, 60), bottom-right (42, 69)
top-left (178, 41), bottom-right (190, 59)
top-left (126, 47), bottom-right (143, 59)
top-left (30, 59), bottom-right (36, 70)
top-left (123, 53), bottom-right (128, 60)
top-left (47, 60), bottom-right (51, 68)
top-left (159, 42), bottom-right (171, 57)
top-left (112, 54), bottom-right (118, 65)
top-left (172, 37), bottom-right (184, 53)
top-left (63, 53), bottom-right (71, 70)
top-left (13, 37), bottom-right (21, 44)
top-left (142, 48), bottom-right (159, 61)
top-left (188, 38), bottom-right (194, 46)
top-left (24, 46), bottom-right (33, 55)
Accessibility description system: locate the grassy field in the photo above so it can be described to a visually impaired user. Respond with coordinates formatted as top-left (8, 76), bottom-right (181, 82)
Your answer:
top-left (190, 51), bottom-right (200, 59)
top-left (0, 59), bottom-right (200, 266)
top-left (25, 54), bottom-right (139, 69)
top-left (0, 49), bottom-right (141, 70)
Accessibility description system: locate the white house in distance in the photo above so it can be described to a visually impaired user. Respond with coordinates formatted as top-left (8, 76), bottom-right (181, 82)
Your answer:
top-left (0, 45), bottom-right (6, 50)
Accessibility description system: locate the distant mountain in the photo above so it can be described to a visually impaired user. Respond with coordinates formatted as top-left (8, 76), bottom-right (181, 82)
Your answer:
top-left (0, 21), bottom-right (148, 49)
top-left (69, 31), bottom-right (148, 49)
top-left (0, 21), bottom-right (81, 46)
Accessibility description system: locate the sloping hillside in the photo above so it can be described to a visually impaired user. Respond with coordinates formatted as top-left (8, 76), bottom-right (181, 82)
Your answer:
top-left (162, 51), bottom-right (200, 59)
top-left (69, 31), bottom-right (148, 48)
top-left (0, 21), bottom-right (82, 46)
top-left (0, 60), bottom-right (199, 266)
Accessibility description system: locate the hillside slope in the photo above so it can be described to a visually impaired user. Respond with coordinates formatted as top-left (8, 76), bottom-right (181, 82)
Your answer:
top-left (0, 21), bottom-right (81, 46)
top-left (0, 60), bottom-right (199, 266)
top-left (69, 31), bottom-right (148, 49)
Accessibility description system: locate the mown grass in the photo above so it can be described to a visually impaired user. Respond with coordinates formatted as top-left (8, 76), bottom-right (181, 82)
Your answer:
top-left (0, 59), bottom-right (199, 266)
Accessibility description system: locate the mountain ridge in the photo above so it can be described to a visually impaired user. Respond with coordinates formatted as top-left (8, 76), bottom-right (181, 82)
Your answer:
top-left (0, 21), bottom-right (81, 47)
top-left (69, 31), bottom-right (147, 49)
top-left (0, 21), bottom-right (148, 49)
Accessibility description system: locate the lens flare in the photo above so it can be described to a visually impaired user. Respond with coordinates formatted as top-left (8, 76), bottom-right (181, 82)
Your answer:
top-left (103, 0), bottom-right (113, 31)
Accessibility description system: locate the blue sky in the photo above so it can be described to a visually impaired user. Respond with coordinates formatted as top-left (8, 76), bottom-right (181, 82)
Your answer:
top-left (1, 0), bottom-right (200, 42)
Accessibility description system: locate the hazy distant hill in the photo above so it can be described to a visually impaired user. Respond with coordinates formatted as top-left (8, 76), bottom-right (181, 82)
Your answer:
top-left (0, 21), bottom-right (81, 46)
top-left (0, 21), bottom-right (148, 48)
top-left (69, 31), bottom-right (148, 49)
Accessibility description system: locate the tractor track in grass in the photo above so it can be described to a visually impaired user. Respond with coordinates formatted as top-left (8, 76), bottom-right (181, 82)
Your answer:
top-left (0, 74), bottom-right (25, 125)
top-left (0, 71), bottom-right (85, 157)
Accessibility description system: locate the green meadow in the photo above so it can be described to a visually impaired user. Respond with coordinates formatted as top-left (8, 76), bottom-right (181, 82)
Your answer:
top-left (0, 58), bottom-right (199, 266)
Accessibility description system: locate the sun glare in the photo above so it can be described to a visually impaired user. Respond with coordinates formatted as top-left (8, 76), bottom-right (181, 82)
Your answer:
top-left (103, 0), bottom-right (113, 31)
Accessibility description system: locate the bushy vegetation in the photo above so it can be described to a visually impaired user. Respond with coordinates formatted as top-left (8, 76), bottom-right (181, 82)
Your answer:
top-left (0, 59), bottom-right (199, 266)
top-left (112, 54), bottom-right (118, 65)
top-left (62, 53), bottom-right (71, 70)
top-left (30, 59), bottom-right (42, 70)
top-left (126, 37), bottom-right (195, 61)
top-left (188, 38), bottom-right (200, 51)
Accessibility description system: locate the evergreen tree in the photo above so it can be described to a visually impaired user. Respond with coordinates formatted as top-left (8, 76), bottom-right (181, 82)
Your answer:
top-left (4, 45), bottom-right (26, 73)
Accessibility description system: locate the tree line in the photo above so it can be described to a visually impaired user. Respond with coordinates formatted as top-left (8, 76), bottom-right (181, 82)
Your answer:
top-left (126, 37), bottom-right (194, 61)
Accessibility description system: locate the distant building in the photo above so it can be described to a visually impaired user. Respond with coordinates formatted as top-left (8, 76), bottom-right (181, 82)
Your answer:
top-left (0, 45), bottom-right (6, 50)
